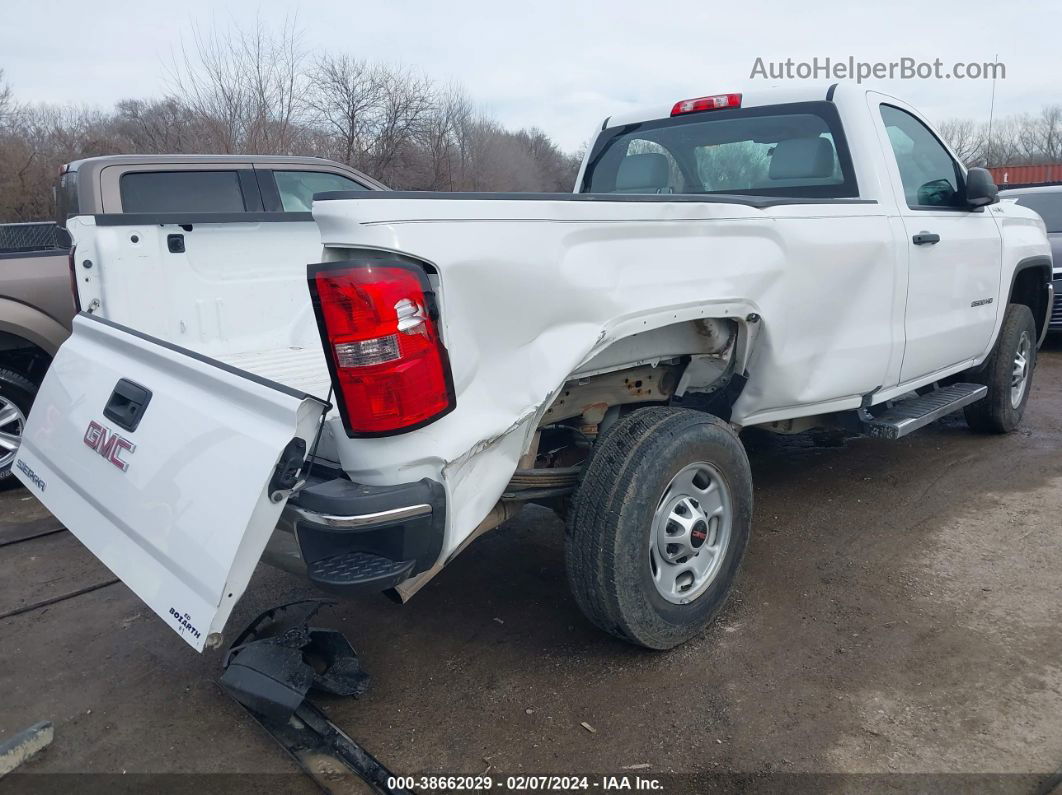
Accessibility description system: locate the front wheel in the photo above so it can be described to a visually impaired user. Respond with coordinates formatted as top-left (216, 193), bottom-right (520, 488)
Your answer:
top-left (964, 303), bottom-right (1037, 433)
top-left (565, 407), bottom-right (753, 650)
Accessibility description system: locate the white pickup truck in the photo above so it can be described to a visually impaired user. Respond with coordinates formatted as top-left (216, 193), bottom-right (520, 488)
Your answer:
top-left (15, 85), bottom-right (1054, 652)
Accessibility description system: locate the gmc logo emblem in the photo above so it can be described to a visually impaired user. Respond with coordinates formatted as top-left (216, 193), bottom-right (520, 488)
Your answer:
top-left (84, 421), bottom-right (135, 472)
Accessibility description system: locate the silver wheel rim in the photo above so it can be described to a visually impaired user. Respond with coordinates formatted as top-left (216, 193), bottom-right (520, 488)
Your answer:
top-left (650, 462), bottom-right (733, 604)
top-left (1010, 331), bottom-right (1031, 409)
top-left (0, 396), bottom-right (26, 470)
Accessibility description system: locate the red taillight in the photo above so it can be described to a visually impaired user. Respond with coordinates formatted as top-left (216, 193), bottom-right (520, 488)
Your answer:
top-left (670, 93), bottom-right (742, 116)
top-left (310, 259), bottom-right (455, 436)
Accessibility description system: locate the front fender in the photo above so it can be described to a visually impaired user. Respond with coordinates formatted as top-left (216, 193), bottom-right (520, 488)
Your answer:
top-left (1004, 255), bottom-right (1053, 347)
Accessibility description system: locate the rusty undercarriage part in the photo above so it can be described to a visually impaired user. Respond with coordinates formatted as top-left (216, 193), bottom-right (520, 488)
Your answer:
top-left (503, 465), bottom-right (582, 499)
top-left (542, 361), bottom-right (682, 434)
top-left (502, 360), bottom-right (705, 505)
top-left (390, 499), bottom-right (525, 602)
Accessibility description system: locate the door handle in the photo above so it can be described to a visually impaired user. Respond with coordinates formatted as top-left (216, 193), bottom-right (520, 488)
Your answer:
top-left (912, 232), bottom-right (940, 245)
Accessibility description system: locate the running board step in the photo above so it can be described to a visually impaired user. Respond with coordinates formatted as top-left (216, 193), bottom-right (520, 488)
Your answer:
top-left (307, 551), bottom-right (415, 591)
top-left (864, 383), bottom-right (987, 440)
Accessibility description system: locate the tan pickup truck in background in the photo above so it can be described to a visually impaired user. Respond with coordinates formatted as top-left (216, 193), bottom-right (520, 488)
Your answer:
top-left (0, 154), bottom-right (384, 481)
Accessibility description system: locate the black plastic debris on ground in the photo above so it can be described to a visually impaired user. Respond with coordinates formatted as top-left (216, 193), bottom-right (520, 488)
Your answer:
top-left (220, 599), bottom-right (370, 723)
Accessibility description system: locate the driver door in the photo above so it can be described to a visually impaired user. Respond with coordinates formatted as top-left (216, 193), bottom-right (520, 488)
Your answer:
top-left (875, 101), bottom-right (1002, 383)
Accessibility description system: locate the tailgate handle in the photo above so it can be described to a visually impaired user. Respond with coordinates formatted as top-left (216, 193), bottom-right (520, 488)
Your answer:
top-left (103, 379), bottom-right (153, 433)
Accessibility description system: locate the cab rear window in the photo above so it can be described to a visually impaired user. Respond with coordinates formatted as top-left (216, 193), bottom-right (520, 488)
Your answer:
top-left (120, 170), bottom-right (247, 213)
top-left (581, 101), bottom-right (858, 199)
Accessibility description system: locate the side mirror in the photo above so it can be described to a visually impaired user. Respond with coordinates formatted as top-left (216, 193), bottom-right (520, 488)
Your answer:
top-left (965, 167), bottom-right (999, 208)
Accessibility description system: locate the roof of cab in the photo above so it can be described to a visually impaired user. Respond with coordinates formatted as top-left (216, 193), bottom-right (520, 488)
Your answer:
top-left (601, 83), bottom-right (855, 130)
top-left (66, 153), bottom-right (337, 171)
top-left (62, 154), bottom-right (388, 191)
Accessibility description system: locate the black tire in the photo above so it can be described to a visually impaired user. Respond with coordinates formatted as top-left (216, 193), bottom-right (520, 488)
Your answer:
top-left (565, 407), bottom-right (753, 650)
top-left (0, 367), bottom-right (38, 484)
top-left (964, 303), bottom-right (1037, 434)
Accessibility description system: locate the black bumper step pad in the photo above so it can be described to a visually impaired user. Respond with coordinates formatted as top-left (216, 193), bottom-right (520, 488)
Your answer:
top-left (307, 551), bottom-right (415, 590)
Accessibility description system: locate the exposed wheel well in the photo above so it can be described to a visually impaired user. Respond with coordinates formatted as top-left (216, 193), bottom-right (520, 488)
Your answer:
top-left (1009, 262), bottom-right (1052, 342)
top-left (512, 317), bottom-right (753, 505)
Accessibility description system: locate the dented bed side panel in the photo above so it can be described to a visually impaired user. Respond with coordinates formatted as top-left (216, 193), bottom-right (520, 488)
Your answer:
top-left (312, 198), bottom-right (900, 559)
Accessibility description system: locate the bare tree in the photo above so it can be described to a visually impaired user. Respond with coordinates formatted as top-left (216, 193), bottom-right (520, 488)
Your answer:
top-left (0, 101), bottom-right (126, 220)
top-left (415, 84), bottom-right (471, 190)
top-left (0, 40), bottom-right (583, 221)
top-left (166, 18), bottom-right (306, 153)
top-left (0, 70), bottom-right (12, 129)
top-left (1022, 105), bottom-right (1062, 164)
top-left (113, 98), bottom-right (205, 153)
top-left (367, 66), bottom-right (434, 183)
top-left (305, 55), bottom-right (381, 165)
top-left (305, 57), bottom-right (443, 186)
top-left (937, 118), bottom-right (983, 165)
top-left (935, 107), bottom-right (1062, 169)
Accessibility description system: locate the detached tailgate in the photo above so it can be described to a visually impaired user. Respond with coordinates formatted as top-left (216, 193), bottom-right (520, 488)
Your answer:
top-left (14, 314), bottom-right (328, 651)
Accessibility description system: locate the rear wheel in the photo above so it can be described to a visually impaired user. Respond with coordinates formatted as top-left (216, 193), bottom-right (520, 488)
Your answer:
top-left (964, 303), bottom-right (1037, 433)
top-left (0, 368), bottom-right (37, 483)
top-left (565, 407), bottom-right (753, 650)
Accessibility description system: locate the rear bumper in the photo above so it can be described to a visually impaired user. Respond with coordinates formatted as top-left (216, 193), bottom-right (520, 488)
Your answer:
top-left (266, 472), bottom-right (446, 593)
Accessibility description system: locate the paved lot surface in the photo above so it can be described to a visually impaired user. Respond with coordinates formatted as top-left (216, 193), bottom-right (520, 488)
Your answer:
top-left (2, 341), bottom-right (1061, 791)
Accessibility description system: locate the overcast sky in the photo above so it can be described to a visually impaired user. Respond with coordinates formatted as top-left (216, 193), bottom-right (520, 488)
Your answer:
top-left (1, 0), bottom-right (1057, 151)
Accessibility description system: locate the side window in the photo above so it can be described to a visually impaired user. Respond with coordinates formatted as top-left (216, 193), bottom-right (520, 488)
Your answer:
top-left (119, 170), bottom-right (246, 213)
top-left (879, 105), bottom-right (964, 209)
top-left (272, 171), bottom-right (368, 212)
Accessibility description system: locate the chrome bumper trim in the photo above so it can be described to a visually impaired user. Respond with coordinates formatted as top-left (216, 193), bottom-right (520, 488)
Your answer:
top-left (284, 502), bottom-right (433, 529)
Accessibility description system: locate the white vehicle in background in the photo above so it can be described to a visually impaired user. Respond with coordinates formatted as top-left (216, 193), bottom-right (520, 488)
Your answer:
top-left (0, 154), bottom-right (385, 482)
top-left (15, 85), bottom-right (1053, 652)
